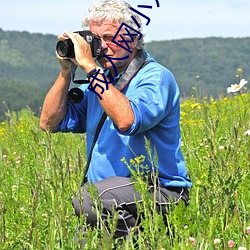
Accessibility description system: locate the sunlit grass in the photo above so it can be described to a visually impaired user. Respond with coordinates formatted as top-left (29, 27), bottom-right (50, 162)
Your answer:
top-left (0, 93), bottom-right (249, 249)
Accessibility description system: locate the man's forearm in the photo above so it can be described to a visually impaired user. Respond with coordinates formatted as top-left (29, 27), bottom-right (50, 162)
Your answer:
top-left (40, 70), bottom-right (71, 132)
top-left (89, 75), bottom-right (135, 132)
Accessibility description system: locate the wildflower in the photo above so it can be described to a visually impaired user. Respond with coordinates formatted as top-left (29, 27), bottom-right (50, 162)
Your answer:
top-left (134, 156), bottom-right (141, 164)
top-left (227, 79), bottom-right (248, 93)
top-left (121, 157), bottom-right (126, 163)
top-left (214, 238), bottom-right (221, 244)
top-left (189, 237), bottom-right (196, 246)
top-left (228, 240), bottom-right (235, 248)
top-left (244, 130), bottom-right (250, 136)
top-left (130, 159), bottom-right (135, 165)
top-left (191, 103), bottom-right (201, 109)
top-left (219, 145), bottom-right (224, 150)
top-left (238, 247), bottom-right (246, 250)
top-left (12, 185), bottom-right (18, 192)
top-left (42, 213), bottom-right (48, 221)
top-left (20, 207), bottom-right (25, 214)
top-left (246, 226), bottom-right (250, 235)
top-left (196, 180), bottom-right (202, 185)
top-left (237, 67), bottom-right (243, 73)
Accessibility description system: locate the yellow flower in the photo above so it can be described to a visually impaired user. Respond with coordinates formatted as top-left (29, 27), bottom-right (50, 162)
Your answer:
top-left (130, 159), bottom-right (135, 165)
top-left (191, 103), bottom-right (201, 109)
top-left (135, 157), bottom-right (141, 164)
top-left (237, 67), bottom-right (243, 73)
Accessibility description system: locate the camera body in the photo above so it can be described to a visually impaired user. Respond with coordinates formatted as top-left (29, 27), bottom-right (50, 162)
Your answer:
top-left (56, 30), bottom-right (103, 58)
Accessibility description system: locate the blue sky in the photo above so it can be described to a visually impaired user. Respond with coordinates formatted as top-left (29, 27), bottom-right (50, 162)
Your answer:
top-left (0, 0), bottom-right (250, 42)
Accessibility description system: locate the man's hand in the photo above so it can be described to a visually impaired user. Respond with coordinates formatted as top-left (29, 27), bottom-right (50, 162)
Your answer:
top-left (62, 31), bottom-right (97, 73)
top-left (56, 33), bottom-right (78, 71)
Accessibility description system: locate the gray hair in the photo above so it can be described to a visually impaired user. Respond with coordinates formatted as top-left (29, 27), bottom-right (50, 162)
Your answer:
top-left (82, 0), bottom-right (144, 49)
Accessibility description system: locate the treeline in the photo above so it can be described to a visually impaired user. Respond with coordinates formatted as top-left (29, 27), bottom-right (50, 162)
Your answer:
top-left (0, 29), bottom-right (60, 120)
top-left (145, 37), bottom-right (250, 97)
top-left (0, 80), bottom-right (46, 120)
top-left (0, 28), bottom-right (250, 120)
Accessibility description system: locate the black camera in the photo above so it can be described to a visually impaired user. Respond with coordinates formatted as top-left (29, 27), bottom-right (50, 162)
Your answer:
top-left (56, 30), bottom-right (103, 58)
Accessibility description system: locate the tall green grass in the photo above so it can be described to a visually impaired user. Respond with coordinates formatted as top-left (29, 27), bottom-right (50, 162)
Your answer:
top-left (0, 93), bottom-right (249, 249)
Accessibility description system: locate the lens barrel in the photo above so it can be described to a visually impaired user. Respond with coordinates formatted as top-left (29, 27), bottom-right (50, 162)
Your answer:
top-left (56, 39), bottom-right (75, 58)
top-left (68, 88), bottom-right (84, 103)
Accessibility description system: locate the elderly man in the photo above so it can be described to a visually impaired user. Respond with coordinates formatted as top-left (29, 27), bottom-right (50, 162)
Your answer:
top-left (40, 0), bottom-right (192, 242)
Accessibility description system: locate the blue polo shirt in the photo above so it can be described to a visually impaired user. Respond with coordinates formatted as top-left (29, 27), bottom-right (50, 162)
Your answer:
top-left (57, 52), bottom-right (192, 188)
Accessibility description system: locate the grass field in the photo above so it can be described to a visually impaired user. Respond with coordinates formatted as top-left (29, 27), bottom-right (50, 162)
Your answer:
top-left (0, 90), bottom-right (249, 249)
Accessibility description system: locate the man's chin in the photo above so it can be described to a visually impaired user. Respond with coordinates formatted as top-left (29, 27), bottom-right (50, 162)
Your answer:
top-left (98, 57), bottom-right (113, 70)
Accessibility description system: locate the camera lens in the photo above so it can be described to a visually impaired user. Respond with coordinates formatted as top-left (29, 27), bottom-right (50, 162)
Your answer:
top-left (68, 88), bottom-right (84, 103)
top-left (56, 39), bottom-right (74, 58)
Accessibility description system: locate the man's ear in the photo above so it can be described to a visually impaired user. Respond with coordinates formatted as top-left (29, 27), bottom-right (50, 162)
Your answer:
top-left (130, 37), bottom-right (138, 49)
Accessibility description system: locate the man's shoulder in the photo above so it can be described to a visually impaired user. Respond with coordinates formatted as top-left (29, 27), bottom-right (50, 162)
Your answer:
top-left (141, 58), bottom-right (175, 81)
top-left (144, 52), bottom-right (172, 72)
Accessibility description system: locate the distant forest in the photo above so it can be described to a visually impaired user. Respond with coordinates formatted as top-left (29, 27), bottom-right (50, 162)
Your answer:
top-left (0, 28), bottom-right (249, 120)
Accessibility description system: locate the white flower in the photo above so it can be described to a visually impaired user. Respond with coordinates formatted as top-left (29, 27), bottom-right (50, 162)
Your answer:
top-left (238, 247), bottom-right (246, 250)
top-left (227, 79), bottom-right (248, 93)
top-left (244, 130), bottom-right (250, 136)
top-left (214, 238), bottom-right (221, 244)
top-left (189, 237), bottom-right (196, 245)
top-left (20, 207), bottom-right (25, 214)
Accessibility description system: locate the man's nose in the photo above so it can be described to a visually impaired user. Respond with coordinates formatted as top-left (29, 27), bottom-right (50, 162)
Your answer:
top-left (101, 38), bottom-right (109, 49)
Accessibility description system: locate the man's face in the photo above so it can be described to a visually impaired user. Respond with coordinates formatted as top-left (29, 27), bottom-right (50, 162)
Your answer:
top-left (89, 20), bottom-right (137, 73)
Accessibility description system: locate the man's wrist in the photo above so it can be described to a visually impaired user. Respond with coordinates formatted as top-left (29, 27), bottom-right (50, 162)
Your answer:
top-left (60, 68), bottom-right (71, 78)
top-left (87, 66), bottom-right (104, 79)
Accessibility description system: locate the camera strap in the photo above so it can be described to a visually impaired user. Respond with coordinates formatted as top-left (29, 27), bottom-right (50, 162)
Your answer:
top-left (81, 50), bottom-right (150, 186)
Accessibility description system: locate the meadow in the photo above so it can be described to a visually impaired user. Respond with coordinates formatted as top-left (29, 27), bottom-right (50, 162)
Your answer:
top-left (0, 89), bottom-right (249, 249)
